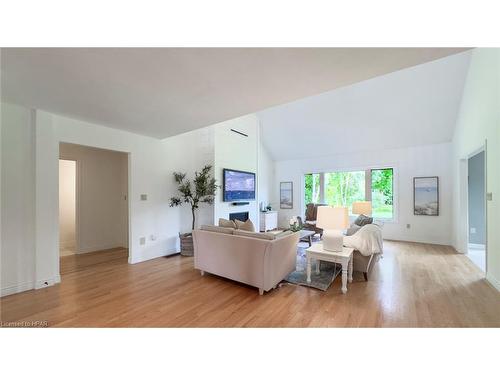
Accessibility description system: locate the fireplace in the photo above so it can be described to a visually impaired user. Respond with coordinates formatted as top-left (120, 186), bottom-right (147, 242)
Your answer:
top-left (229, 211), bottom-right (249, 222)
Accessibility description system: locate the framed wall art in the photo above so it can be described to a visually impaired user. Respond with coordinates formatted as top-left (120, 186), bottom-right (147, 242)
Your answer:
top-left (280, 182), bottom-right (293, 209)
top-left (414, 176), bottom-right (439, 216)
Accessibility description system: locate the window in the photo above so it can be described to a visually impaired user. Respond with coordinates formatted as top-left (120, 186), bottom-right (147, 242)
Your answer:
top-left (304, 167), bottom-right (394, 220)
top-left (324, 171), bottom-right (365, 215)
top-left (304, 173), bottom-right (321, 205)
top-left (371, 168), bottom-right (393, 219)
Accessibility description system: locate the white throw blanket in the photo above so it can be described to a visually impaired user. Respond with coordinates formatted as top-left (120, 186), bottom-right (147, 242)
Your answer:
top-left (343, 224), bottom-right (383, 256)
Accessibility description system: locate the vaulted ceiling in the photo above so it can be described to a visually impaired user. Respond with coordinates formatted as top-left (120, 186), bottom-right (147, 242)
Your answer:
top-left (1, 48), bottom-right (468, 139)
top-left (259, 50), bottom-right (472, 161)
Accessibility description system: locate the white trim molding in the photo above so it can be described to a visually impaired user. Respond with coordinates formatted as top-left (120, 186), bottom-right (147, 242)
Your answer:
top-left (130, 248), bottom-right (178, 264)
top-left (1, 275), bottom-right (61, 297)
top-left (1, 280), bottom-right (35, 297)
top-left (468, 243), bottom-right (486, 251)
top-left (486, 273), bottom-right (500, 292)
top-left (35, 275), bottom-right (61, 290)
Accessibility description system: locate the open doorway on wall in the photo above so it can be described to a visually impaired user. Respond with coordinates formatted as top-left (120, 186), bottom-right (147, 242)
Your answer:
top-left (58, 143), bottom-right (129, 275)
top-left (59, 159), bottom-right (77, 256)
top-left (467, 149), bottom-right (486, 273)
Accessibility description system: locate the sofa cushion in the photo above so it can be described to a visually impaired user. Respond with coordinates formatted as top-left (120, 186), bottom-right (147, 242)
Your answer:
top-left (234, 229), bottom-right (293, 240)
top-left (235, 219), bottom-right (256, 232)
top-left (274, 230), bottom-right (293, 239)
top-left (354, 214), bottom-right (373, 226)
top-left (200, 225), bottom-right (234, 235)
top-left (234, 229), bottom-right (275, 240)
top-left (219, 218), bottom-right (236, 229)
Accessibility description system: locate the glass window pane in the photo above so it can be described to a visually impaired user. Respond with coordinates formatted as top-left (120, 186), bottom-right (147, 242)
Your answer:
top-left (304, 173), bottom-right (321, 205)
top-left (324, 171), bottom-right (365, 215)
top-left (371, 168), bottom-right (394, 219)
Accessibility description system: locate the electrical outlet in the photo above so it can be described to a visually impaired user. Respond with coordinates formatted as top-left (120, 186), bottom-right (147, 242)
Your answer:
top-left (139, 237), bottom-right (146, 245)
top-left (150, 234), bottom-right (156, 241)
top-left (406, 224), bottom-right (411, 229)
top-left (470, 227), bottom-right (476, 234)
top-left (140, 194), bottom-right (148, 201)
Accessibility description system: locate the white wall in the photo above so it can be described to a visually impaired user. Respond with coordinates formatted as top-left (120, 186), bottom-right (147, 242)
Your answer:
top-left (258, 134), bottom-right (275, 212)
top-left (37, 111), bottom-right (215, 266)
top-left (59, 160), bottom-right (76, 254)
top-left (213, 114), bottom-right (259, 227)
top-left (273, 143), bottom-right (453, 245)
top-left (162, 125), bottom-right (215, 233)
top-left (451, 48), bottom-right (500, 290)
top-left (1, 104), bottom-right (216, 296)
top-left (59, 143), bottom-right (128, 253)
top-left (1, 103), bottom-right (36, 296)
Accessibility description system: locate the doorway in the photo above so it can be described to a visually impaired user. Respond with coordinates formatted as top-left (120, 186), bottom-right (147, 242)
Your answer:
top-left (59, 159), bottom-right (77, 256)
top-left (58, 143), bottom-right (129, 275)
top-left (467, 150), bottom-right (486, 272)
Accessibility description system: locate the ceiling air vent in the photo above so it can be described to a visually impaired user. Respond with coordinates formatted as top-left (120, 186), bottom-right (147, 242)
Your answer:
top-left (230, 128), bottom-right (248, 137)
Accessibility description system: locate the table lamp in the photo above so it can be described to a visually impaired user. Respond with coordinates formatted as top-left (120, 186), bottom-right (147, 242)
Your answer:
top-left (352, 201), bottom-right (372, 216)
top-left (316, 206), bottom-right (349, 252)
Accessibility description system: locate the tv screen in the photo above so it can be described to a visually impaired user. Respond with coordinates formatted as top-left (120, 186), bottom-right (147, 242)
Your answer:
top-left (223, 169), bottom-right (256, 202)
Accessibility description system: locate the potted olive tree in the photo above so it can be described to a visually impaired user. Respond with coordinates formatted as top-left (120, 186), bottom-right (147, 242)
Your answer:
top-left (169, 165), bottom-right (219, 256)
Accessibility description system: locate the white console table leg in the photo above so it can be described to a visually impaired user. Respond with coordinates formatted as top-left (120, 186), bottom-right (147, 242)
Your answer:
top-left (348, 256), bottom-right (353, 283)
top-left (341, 260), bottom-right (348, 294)
top-left (315, 259), bottom-right (320, 275)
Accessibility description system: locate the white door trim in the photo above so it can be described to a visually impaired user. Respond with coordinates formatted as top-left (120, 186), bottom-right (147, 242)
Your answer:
top-left (464, 142), bottom-right (487, 274)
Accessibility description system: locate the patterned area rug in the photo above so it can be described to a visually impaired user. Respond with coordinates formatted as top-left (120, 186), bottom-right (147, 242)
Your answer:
top-left (284, 243), bottom-right (341, 291)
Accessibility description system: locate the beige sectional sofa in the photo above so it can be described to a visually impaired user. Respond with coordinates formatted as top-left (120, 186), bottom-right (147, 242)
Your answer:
top-left (193, 225), bottom-right (299, 295)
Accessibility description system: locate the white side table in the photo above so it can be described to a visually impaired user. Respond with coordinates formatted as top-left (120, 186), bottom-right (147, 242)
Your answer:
top-left (306, 244), bottom-right (354, 294)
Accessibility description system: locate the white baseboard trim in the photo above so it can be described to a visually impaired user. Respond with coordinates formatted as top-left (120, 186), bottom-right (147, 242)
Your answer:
top-left (130, 248), bottom-right (178, 264)
top-left (486, 273), bottom-right (500, 292)
top-left (1, 280), bottom-right (35, 297)
top-left (35, 275), bottom-right (61, 290)
top-left (383, 236), bottom-right (451, 247)
top-left (1, 275), bottom-right (61, 297)
top-left (468, 243), bottom-right (486, 251)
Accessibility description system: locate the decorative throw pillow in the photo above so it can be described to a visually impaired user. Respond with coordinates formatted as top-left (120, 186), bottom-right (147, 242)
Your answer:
top-left (219, 218), bottom-right (236, 229)
top-left (235, 219), bottom-right (256, 232)
top-left (201, 225), bottom-right (234, 235)
top-left (346, 224), bottom-right (361, 236)
top-left (354, 214), bottom-right (373, 227)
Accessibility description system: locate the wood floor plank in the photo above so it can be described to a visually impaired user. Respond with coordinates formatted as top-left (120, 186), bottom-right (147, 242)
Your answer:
top-left (60, 247), bottom-right (129, 275)
top-left (1, 241), bottom-right (499, 327)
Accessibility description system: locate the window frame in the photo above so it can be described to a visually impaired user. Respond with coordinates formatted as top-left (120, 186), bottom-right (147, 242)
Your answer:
top-left (370, 167), bottom-right (395, 221)
top-left (302, 165), bottom-right (398, 224)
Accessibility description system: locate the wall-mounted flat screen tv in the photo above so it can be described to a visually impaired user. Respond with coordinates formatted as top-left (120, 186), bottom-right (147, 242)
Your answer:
top-left (223, 168), bottom-right (256, 202)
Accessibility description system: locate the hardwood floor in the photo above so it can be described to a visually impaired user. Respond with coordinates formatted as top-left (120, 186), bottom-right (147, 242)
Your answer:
top-left (60, 247), bottom-right (129, 275)
top-left (1, 241), bottom-right (499, 327)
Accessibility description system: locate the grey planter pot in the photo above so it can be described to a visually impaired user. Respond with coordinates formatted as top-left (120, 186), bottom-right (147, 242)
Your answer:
top-left (179, 232), bottom-right (194, 256)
